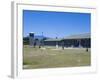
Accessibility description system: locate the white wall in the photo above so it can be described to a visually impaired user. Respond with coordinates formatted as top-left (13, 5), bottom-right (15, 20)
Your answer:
top-left (0, 0), bottom-right (100, 80)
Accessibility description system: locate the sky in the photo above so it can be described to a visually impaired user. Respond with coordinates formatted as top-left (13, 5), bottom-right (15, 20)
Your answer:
top-left (23, 10), bottom-right (91, 38)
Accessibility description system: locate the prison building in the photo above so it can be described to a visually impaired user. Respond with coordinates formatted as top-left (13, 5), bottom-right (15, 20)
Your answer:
top-left (44, 33), bottom-right (91, 48)
top-left (63, 33), bottom-right (91, 48)
top-left (44, 38), bottom-right (63, 46)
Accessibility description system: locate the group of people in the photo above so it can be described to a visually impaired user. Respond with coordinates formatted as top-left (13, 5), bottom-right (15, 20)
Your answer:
top-left (32, 40), bottom-right (44, 48)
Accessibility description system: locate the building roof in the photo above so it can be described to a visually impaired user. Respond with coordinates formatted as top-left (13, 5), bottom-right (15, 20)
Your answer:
top-left (44, 38), bottom-right (62, 41)
top-left (64, 33), bottom-right (90, 39)
top-left (44, 33), bottom-right (90, 42)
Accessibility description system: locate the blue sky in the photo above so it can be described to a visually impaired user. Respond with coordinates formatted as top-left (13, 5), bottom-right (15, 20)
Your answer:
top-left (23, 10), bottom-right (91, 38)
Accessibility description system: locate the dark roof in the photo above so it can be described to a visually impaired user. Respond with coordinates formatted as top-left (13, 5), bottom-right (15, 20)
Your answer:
top-left (64, 33), bottom-right (90, 39)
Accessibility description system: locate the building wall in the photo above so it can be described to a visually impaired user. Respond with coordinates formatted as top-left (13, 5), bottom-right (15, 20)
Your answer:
top-left (44, 41), bottom-right (61, 46)
top-left (44, 38), bottom-right (91, 48)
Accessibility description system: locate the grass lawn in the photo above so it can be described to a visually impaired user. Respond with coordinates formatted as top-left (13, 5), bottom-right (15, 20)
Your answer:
top-left (23, 45), bottom-right (91, 69)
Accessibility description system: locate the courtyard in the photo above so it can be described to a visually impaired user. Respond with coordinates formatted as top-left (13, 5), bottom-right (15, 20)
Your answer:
top-left (23, 45), bottom-right (91, 69)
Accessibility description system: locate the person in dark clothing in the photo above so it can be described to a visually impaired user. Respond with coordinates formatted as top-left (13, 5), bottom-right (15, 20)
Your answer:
top-left (38, 40), bottom-right (41, 48)
top-left (34, 42), bottom-right (36, 48)
top-left (86, 48), bottom-right (88, 52)
top-left (62, 41), bottom-right (64, 50)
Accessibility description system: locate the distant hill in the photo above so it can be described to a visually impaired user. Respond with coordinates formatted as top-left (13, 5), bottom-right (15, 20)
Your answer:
top-left (34, 35), bottom-right (50, 40)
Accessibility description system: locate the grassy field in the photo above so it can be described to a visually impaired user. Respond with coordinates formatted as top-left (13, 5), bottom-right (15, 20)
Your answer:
top-left (23, 45), bottom-right (91, 69)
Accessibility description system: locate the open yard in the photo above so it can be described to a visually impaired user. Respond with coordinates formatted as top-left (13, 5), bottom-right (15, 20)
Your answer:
top-left (23, 45), bottom-right (91, 69)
